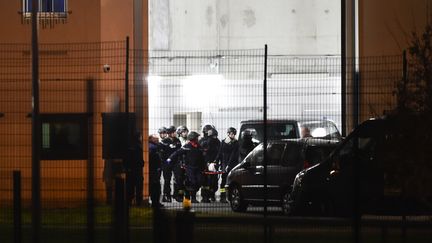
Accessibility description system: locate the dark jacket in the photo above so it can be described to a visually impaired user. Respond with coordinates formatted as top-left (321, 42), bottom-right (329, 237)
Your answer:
top-left (217, 137), bottom-right (239, 172)
top-left (199, 136), bottom-right (221, 163)
top-left (169, 142), bottom-right (205, 170)
top-left (149, 141), bottom-right (163, 172)
top-left (124, 142), bottom-right (144, 172)
top-left (239, 138), bottom-right (256, 161)
top-left (160, 137), bottom-right (182, 161)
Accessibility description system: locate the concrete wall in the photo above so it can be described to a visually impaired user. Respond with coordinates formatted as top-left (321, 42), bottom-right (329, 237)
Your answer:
top-left (150, 0), bottom-right (341, 55)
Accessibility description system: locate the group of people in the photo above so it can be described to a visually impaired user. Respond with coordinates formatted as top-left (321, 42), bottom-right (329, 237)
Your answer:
top-left (103, 124), bottom-right (312, 208)
top-left (149, 124), bottom-right (254, 208)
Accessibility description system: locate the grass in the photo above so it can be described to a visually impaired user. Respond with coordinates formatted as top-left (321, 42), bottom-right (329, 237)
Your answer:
top-left (1, 207), bottom-right (431, 243)
top-left (0, 206), bottom-right (153, 226)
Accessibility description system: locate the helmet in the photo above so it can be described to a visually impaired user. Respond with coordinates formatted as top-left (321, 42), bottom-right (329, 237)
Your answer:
top-left (207, 128), bottom-right (218, 137)
top-left (227, 127), bottom-right (237, 135)
top-left (176, 125), bottom-right (189, 135)
top-left (202, 124), bottom-right (214, 135)
top-left (158, 127), bottom-right (167, 134)
top-left (187, 131), bottom-right (200, 141)
top-left (167, 125), bottom-right (176, 134)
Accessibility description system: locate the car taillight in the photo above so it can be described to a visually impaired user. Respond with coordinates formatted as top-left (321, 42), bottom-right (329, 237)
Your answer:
top-left (303, 160), bottom-right (311, 169)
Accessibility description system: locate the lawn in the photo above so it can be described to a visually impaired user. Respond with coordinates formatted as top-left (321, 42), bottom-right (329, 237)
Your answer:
top-left (1, 207), bottom-right (431, 243)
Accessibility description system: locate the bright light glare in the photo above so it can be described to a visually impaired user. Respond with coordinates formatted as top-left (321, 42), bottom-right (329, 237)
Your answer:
top-left (182, 75), bottom-right (224, 108)
top-left (311, 127), bottom-right (326, 137)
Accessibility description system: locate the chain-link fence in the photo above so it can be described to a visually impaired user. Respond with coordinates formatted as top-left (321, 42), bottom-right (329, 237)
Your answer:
top-left (1, 41), bottom-right (431, 243)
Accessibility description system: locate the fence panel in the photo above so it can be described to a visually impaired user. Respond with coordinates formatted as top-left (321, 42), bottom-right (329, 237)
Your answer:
top-left (2, 41), bottom-right (432, 243)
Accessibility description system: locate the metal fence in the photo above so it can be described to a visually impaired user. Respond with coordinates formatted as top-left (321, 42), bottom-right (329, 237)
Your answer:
top-left (1, 41), bottom-right (431, 243)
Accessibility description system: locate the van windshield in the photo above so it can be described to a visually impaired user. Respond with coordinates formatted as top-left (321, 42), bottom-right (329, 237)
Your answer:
top-left (241, 124), bottom-right (296, 143)
top-left (299, 121), bottom-right (341, 140)
top-left (240, 120), bottom-right (341, 143)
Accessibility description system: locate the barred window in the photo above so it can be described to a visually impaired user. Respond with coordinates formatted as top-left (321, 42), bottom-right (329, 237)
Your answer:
top-left (23, 0), bottom-right (67, 14)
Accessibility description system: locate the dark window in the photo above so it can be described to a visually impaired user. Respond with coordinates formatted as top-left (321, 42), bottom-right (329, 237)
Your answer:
top-left (23, 0), bottom-right (67, 14)
top-left (102, 112), bottom-right (136, 160)
top-left (282, 143), bottom-right (302, 167)
top-left (241, 123), bottom-right (296, 143)
top-left (250, 144), bottom-right (264, 166)
top-left (267, 143), bottom-right (285, 165)
top-left (40, 113), bottom-right (88, 160)
top-left (304, 146), bottom-right (331, 166)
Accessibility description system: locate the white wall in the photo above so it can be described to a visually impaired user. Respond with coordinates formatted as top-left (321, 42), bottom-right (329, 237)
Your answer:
top-left (150, 0), bottom-right (341, 55)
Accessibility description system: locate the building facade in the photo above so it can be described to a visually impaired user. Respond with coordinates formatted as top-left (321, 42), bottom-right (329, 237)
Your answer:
top-left (0, 0), bottom-right (148, 204)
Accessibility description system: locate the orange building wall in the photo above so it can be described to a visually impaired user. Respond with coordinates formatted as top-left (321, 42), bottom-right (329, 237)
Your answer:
top-left (357, 0), bottom-right (428, 122)
top-left (359, 0), bottom-right (429, 57)
top-left (0, 0), bottom-right (148, 206)
top-left (0, 1), bottom-right (102, 43)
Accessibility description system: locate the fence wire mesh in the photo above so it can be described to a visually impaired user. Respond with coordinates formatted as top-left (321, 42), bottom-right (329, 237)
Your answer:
top-left (1, 41), bottom-right (431, 243)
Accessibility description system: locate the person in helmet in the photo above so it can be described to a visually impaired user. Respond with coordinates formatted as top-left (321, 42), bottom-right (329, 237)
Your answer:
top-left (201, 124), bottom-right (214, 139)
top-left (160, 125), bottom-right (182, 203)
top-left (217, 127), bottom-right (240, 203)
top-left (158, 127), bottom-right (168, 140)
top-left (239, 129), bottom-right (257, 161)
top-left (176, 125), bottom-right (189, 146)
top-left (199, 125), bottom-right (221, 203)
top-left (167, 131), bottom-right (205, 204)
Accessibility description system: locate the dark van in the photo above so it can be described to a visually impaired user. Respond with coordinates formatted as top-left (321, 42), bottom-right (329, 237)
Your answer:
top-left (226, 138), bottom-right (340, 213)
top-left (288, 115), bottom-right (432, 216)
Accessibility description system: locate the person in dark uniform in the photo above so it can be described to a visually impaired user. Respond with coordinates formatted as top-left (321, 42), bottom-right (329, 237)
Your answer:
top-left (176, 125), bottom-right (189, 146)
top-left (199, 125), bottom-right (221, 203)
top-left (149, 134), bottom-right (164, 208)
top-left (161, 126), bottom-right (182, 202)
top-left (158, 127), bottom-right (168, 140)
top-left (172, 126), bottom-right (189, 202)
top-left (125, 132), bottom-right (144, 206)
top-left (239, 129), bottom-right (257, 162)
top-left (217, 127), bottom-right (240, 203)
top-left (167, 131), bottom-right (205, 203)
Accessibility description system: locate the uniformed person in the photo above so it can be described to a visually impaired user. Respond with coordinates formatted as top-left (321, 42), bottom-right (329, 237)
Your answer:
top-left (217, 127), bottom-right (240, 203)
top-left (160, 126), bottom-right (182, 202)
top-left (199, 125), bottom-right (221, 203)
top-left (158, 127), bottom-right (168, 140)
top-left (239, 129), bottom-right (257, 161)
top-left (176, 125), bottom-right (189, 146)
top-left (167, 131), bottom-right (205, 203)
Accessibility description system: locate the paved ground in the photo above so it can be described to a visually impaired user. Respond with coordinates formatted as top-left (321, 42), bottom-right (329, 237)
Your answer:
top-left (158, 194), bottom-right (286, 216)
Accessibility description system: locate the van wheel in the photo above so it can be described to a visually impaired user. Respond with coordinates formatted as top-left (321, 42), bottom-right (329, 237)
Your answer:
top-left (229, 185), bottom-right (248, 212)
top-left (281, 190), bottom-right (293, 215)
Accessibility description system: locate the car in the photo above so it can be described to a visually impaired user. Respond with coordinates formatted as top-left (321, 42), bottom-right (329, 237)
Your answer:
top-left (287, 115), bottom-right (432, 216)
top-left (226, 138), bottom-right (340, 213)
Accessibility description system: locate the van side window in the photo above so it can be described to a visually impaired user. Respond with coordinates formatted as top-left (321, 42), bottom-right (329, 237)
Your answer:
top-left (282, 143), bottom-right (301, 167)
top-left (266, 144), bottom-right (285, 165)
top-left (250, 145), bottom-right (264, 166)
